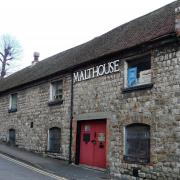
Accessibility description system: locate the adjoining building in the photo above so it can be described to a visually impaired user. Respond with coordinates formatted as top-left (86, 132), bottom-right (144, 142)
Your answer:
top-left (0, 1), bottom-right (180, 179)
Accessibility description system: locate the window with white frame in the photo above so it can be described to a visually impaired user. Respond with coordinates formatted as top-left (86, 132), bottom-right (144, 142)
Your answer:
top-left (124, 56), bottom-right (151, 88)
top-left (9, 93), bottom-right (17, 111)
top-left (124, 123), bottom-right (150, 164)
top-left (50, 80), bottom-right (63, 102)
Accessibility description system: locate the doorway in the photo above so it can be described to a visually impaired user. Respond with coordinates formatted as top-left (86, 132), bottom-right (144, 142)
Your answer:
top-left (76, 120), bottom-right (106, 168)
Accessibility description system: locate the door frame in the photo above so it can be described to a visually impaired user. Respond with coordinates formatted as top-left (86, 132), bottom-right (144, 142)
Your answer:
top-left (75, 119), bottom-right (108, 168)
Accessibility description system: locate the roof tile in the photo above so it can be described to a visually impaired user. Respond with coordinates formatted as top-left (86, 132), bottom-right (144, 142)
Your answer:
top-left (0, 1), bottom-right (178, 93)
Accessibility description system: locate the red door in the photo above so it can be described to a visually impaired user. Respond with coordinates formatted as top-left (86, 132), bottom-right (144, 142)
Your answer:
top-left (79, 120), bottom-right (106, 168)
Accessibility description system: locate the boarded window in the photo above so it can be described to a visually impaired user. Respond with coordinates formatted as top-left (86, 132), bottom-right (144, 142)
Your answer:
top-left (124, 123), bottom-right (150, 164)
top-left (48, 127), bottom-right (61, 153)
top-left (126, 56), bottom-right (151, 87)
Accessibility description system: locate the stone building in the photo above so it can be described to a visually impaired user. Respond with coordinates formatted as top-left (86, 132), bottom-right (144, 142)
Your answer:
top-left (0, 1), bottom-right (180, 179)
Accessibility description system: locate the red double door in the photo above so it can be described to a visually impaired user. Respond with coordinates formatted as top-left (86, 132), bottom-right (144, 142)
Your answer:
top-left (79, 120), bottom-right (106, 168)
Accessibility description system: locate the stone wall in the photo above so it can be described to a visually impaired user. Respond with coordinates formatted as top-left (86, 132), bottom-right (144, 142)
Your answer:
top-left (72, 43), bottom-right (180, 179)
top-left (0, 74), bottom-right (71, 160)
top-left (0, 42), bottom-right (179, 179)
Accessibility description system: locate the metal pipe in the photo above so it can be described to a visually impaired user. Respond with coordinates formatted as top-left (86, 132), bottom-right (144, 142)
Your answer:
top-left (69, 72), bottom-right (74, 163)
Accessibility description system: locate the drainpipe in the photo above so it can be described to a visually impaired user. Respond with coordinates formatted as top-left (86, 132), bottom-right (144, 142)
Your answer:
top-left (69, 72), bottom-right (74, 163)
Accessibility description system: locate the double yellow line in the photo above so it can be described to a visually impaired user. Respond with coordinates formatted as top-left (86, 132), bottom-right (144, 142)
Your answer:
top-left (0, 153), bottom-right (67, 180)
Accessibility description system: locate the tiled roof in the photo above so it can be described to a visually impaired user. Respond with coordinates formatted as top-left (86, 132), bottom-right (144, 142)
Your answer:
top-left (0, 1), bottom-right (178, 93)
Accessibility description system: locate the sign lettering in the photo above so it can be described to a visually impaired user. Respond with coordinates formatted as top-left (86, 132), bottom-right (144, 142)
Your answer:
top-left (73, 60), bottom-right (120, 83)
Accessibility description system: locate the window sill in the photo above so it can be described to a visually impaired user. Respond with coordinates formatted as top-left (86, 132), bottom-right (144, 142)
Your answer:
top-left (48, 100), bottom-right (63, 106)
top-left (123, 155), bottom-right (149, 165)
top-left (122, 83), bottom-right (153, 93)
top-left (8, 108), bottom-right (17, 113)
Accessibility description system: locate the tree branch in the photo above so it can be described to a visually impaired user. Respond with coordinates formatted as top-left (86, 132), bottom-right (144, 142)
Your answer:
top-left (0, 52), bottom-right (4, 58)
top-left (6, 57), bottom-right (13, 61)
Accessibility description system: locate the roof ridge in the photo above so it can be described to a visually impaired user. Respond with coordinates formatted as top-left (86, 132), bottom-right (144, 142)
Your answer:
top-left (0, 0), bottom-right (178, 93)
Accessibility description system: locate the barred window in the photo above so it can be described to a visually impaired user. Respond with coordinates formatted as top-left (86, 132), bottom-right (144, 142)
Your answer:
top-left (124, 123), bottom-right (150, 164)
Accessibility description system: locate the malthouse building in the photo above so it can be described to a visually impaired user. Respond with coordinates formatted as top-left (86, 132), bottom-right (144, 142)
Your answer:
top-left (0, 1), bottom-right (180, 179)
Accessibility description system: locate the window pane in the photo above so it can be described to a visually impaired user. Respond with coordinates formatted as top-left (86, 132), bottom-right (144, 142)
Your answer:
top-left (11, 94), bottom-right (17, 109)
top-left (51, 81), bottom-right (63, 101)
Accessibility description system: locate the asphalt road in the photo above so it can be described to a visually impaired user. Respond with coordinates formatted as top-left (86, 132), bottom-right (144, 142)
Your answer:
top-left (0, 154), bottom-right (66, 180)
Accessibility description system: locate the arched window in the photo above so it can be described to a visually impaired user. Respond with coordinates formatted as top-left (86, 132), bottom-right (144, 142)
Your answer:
top-left (9, 129), bottom-right (16, 145)
top-left (48, 127), bottom-right (61, 153)
top-left (124, 123), bottom-right (150, 164)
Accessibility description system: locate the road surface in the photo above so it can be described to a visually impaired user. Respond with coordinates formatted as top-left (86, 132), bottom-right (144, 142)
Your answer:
top-left (0, 153), bottom-right (66, 180)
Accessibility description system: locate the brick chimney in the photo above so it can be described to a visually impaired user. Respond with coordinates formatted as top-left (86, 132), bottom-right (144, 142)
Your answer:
top-left (175, 5), bottom-right (180, 36)
top-left (32, 52), bottom-right (40, 65)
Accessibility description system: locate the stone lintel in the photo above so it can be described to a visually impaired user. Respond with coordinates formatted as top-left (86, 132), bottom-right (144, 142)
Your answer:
top-left (75, 112), bottom-right (111, 121)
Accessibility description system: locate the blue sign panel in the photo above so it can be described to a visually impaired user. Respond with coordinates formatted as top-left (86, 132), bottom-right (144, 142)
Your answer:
top-left (128, 67), bottom-right (137, 87)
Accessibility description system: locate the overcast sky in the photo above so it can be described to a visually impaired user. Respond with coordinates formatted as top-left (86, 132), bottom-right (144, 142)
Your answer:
top-left (0, 0), bottom-right (175, 73)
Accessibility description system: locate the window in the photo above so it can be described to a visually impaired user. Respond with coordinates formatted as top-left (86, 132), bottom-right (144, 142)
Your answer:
top-left (125, 56), bottom-right (151, 88)
top-left (48, 127), bottom-right (61, 153)
top-left (9, 93), bottom-right (17, 112)
top-left (9, 129), bottom-right (16, 145)
top-left (49, 80), bottom-right (63, 103)
top-left (124, 123), bottom-right (150, 164)
top-left (30, 122), bottom-right (33, 128)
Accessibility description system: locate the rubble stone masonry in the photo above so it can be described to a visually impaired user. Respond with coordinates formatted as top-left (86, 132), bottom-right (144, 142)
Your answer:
top-left (0, 74), bottom-right (71, 160)
top-left (72, 43), bottom-right (180, 179)
top-left (0, 42), bottom-right (179, 179)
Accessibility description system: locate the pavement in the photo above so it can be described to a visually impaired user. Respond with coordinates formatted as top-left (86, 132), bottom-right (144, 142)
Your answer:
top-left (0, 143), bottom-right (110, 180)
